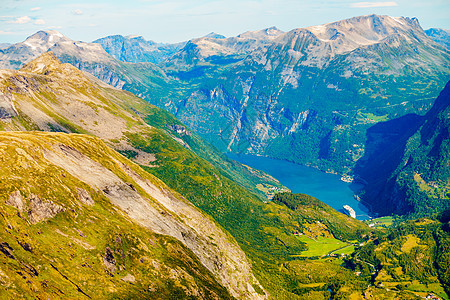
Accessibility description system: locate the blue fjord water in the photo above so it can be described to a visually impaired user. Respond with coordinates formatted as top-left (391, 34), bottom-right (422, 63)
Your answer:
top-left (228, 154), bottom-right (370, 221)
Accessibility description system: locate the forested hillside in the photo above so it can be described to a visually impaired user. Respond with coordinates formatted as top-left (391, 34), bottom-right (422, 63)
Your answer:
top-left (355, 81), bottom-right (450, 217)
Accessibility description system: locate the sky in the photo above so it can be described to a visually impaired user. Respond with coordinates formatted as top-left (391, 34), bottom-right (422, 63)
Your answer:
top-left (0, 0), bottom-right (449, 44)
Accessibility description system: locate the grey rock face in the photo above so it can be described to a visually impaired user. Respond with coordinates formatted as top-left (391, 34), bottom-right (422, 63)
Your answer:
top-left (6, 191), bottom-right (25, 212)
top-left (167, 124), bottom-right (191, 136)
top-left (76, 188), bottom-right (94, 206)
top-left (0, 92), bottom-right (18, 119)
top-left (103, 247), bottom-right (117, 274)
top-left (28, 193), bottom-right (65, 224)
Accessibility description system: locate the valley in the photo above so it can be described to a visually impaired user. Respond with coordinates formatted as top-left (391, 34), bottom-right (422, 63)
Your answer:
top-left (0, 10), bottom-right (449, 300)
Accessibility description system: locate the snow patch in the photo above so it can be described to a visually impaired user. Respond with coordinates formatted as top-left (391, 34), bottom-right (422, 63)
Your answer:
top-left (308, 25), bottom-right (327, 36)
top-left (390, 16), bottom-right (404, 26)
top-left (33, 63), bottom-right (46, 73)
top-left (24, 41), bottom-right (37, 50)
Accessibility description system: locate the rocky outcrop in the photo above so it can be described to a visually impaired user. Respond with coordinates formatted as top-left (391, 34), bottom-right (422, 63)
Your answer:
top-left (0, 92), bottom-right (18, 119)
top-left (6, 190), bottom-right (65, 223)
top-left (103, 247), bottom-right (117, 274)
top-left (76, 188), bottom-right (94, 206)
top-left (167, 124), bottom-right (191, 136)
top-left (0, 242), bottom-right (15, 260)
top-left (6, 191), bottom-right (25, 212)
top-left (28, 193), bottom-right (65, 224)
top-left (120, 274), bottom-right (136, 283)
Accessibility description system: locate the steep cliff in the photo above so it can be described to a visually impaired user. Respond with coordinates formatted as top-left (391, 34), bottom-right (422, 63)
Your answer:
top-left (355, 81), bottom-right (450, 217)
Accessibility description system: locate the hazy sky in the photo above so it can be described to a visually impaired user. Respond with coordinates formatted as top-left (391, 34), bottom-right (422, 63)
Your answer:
top-left (1, 0), bottom-right (449, 44)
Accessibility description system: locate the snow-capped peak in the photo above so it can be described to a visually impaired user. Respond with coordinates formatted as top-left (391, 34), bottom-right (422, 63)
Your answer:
top-left (22, 30), bottom-right (71, 53)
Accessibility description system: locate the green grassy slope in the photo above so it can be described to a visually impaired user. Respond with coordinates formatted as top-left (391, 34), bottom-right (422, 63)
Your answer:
top-left (111, 89), bottom-right (286, 199)
top-left (345, 212), bottom-right (450, 299)
top-left (0, 131), bottom-right (236, 299)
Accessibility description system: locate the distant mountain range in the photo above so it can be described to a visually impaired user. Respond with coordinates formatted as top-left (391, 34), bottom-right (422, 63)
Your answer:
top-left (161, 26), bottom-right (284, 72)
top-left (162, 15), bottom-right (450, 175)
top-left (0, 43), bottom-right (11, 50)
top-left (0, 30), bottom-right (172, 100)
top-left (426, 28), bottom-right (450, 49)
top-left (0, 30), bottom-right (70, 69)
top-left (92, 35), bottom-right (186, 64)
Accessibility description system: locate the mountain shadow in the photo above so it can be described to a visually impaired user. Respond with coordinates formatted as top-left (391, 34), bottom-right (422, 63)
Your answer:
top-left (354, 81), bottom-right (450, 217)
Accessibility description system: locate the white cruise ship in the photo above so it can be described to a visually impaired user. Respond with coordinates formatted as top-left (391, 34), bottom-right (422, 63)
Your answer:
top-left (343, 205), bottom-right (356, 218)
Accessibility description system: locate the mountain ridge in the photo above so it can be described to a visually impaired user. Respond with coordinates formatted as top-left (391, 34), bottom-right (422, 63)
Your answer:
top-left (93, 34), bottom-right (186, 64)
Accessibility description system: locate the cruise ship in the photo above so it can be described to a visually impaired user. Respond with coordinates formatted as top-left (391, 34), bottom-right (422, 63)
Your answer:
top-left (343, 205), bottom-right (356, 218)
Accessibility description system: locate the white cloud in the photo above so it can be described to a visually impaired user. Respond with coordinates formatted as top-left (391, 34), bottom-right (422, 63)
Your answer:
top-left (35, 19), bottom-right (46, 25)
top-left (0, 30), bottom-right (13, 35)
top-left (31, 7), bottom-right (41, 11)
top-left (350, 2), bottom-right (398, 8)
top-left (72, 9), bottom-right (83, 15)
top-left (8, 16), bottom-right (31, 24)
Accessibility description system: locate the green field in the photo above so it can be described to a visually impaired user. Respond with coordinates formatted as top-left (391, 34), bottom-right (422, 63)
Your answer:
top-left (333, 245), bottom-right (356, 255)
top-left (366, 216), bottom-right (394, 229)
top-left (293, 236), bottom-right (351, 257)
top-left (405, 282), bottom-right (449, 300)
top-left (356, 111), bottom-right (389, 123)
